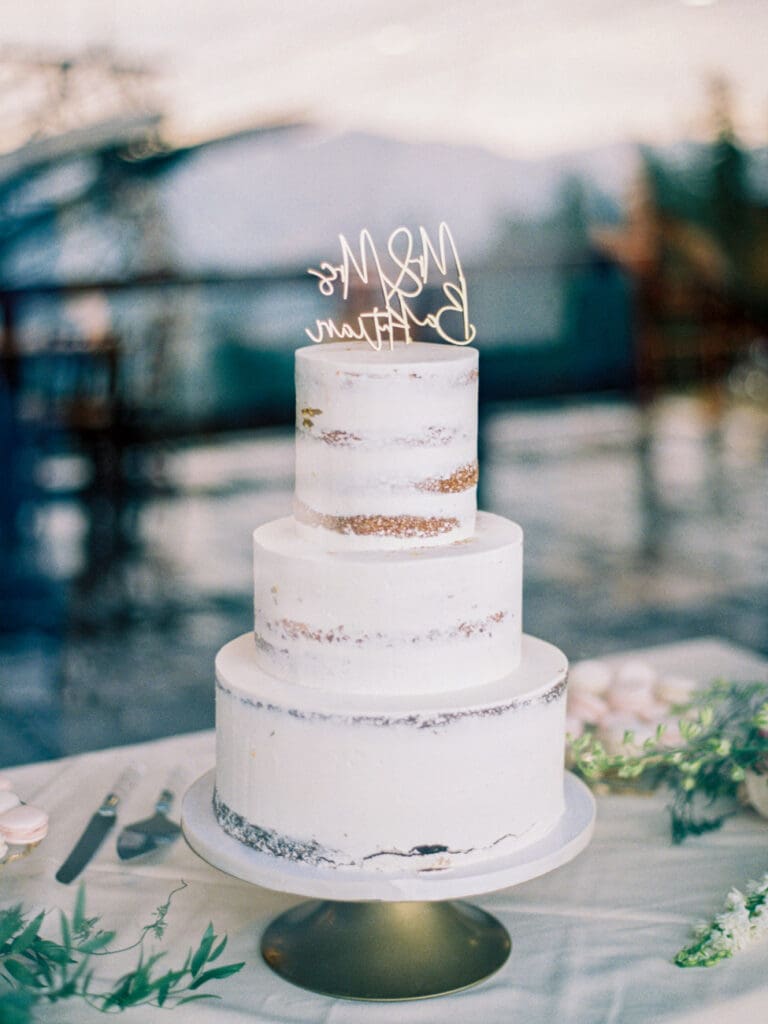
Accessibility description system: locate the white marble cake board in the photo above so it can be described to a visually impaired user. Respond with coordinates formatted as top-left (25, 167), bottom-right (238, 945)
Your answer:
top-left (181, 769), bottom-right (595, 903)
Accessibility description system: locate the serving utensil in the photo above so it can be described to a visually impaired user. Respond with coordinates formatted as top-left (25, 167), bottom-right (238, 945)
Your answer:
top-left (56, 765), bottom-right (140, 883)
top-left (117, 786), bottom-right (182, 860)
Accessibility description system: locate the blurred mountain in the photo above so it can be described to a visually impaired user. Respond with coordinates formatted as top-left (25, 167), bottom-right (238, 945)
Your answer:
top-left (161, 126), bottom-right (639, 271)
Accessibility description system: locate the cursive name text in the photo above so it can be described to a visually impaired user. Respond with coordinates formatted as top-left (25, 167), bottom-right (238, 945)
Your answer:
top-left (305, 222), bottom-right (476, 349)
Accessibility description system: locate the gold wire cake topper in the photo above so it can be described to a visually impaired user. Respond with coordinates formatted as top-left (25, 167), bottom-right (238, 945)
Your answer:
top-left (305, 222), bottom-right (476, 350)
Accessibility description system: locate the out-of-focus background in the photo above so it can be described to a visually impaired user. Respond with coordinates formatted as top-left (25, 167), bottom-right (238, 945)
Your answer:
top-left (1, 1), bottom-right (766, 767)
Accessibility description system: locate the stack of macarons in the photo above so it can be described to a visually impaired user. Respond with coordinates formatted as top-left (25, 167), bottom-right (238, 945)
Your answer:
top-left (566, 658), bottom-right (699, 755)
top-left (0, 775), bottom-right (49, 860)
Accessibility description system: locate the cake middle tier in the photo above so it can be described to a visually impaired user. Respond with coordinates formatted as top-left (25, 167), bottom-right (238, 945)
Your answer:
top-left (253, 511), bottom-right (523, 695)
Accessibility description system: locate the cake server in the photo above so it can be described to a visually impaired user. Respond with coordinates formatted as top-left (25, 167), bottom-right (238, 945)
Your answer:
top-left (116, 786), bottom-right (181, 860)
top-left (55, 765), bottom-right (141, 884)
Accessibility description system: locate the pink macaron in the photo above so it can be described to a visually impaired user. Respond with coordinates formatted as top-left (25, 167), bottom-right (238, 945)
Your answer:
top-left (637, 699), bottom-right (673, 724)
top-left (567, 689), bottom-right (609, 725)
top-left (569, 659), bottom-right (613, 697)
top-left (654, 674), bottom-right (698, 707)
top-left (0, 805), bottom-right (49, 846)
top-left (606, 678), bottom-right (659, 716)
top-left (655, 717), bottom-right (685, 748)
top-left (614, 659), bottom-right (658, 690)
top-left (0, 792), bottom-right (20, 815)
top-left (597, 712), bottom-right (657, 756)
top-left (565, 715), bottom-right (586, 740)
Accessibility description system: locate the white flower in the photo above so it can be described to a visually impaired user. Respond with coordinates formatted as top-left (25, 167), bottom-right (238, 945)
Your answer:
top-left (725, 888), bottom-right (746, 912)
top-left (716, 907), bottom-right (751, 951)
top-left (751, 905), bottom-right (768, 938)
top-left (704, 928), bottom-right (730, 955)
top-left (746, 873), bottom-right (768, 896)
top-left (677, 873), bottom-right (768, 966)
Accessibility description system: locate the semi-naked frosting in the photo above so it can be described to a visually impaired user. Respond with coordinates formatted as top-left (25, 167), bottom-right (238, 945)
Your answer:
top-left (214, 339), bottom-right (569, 875)
top-left (294, 342), bottom-right (478, 550)
top-left (252, 511), bottom-right (522, 695)
top-left (216, 634), bottom-right (566, 871)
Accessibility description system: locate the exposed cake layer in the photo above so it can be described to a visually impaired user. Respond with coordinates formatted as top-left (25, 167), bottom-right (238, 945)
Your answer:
top-left (294, 341), bottom-right (478, 550)
top-left (215, 633), bottom-right (567, 873)
top-left (253, 512), bottom-right (522, 695)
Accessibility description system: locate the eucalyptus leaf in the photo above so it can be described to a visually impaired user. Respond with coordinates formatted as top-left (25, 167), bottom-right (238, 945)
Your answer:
top-left (8, 913), bottom-right (44, 956)
top-left (0, 907), bottom-right (25, 948)
top-left (76, 931), bottom-right (115, 954)
top-left (31, 939), bottom-right (70, 965)
top-left (188, 961), bottom-right (246, 990)
top-left (191, 923), bottom-right (215, 977)
top-left (72, 885), bottom-right (86, 935)
top-left (3, 959), bottom-right (42, 988)
top-left (58, 910), bottom-right (71, 954)
top-left (0, 989), bottom-right (36, 1024)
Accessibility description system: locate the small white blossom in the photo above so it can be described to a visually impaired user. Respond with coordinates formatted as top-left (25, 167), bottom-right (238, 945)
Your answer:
top-left (677, 873), bottom-right (768, 966)
top-left (751, 906), bottom-right (768, 937)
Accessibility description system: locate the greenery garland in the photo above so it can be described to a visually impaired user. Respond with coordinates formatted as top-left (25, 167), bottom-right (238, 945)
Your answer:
top-left (0, 882), bottom-right (244, 1021)
top-left (569, 679), bottom-right (768, 843)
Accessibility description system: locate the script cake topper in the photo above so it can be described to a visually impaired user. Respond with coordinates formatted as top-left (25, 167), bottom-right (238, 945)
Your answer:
top-left (305, 222), bottom-right (476, 350)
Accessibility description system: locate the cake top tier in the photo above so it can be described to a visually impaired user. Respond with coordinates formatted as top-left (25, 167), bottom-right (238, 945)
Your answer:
top-left (297, 340), bottom-right (475, 370)
top-left (294, 341), bottom-right (479, 551)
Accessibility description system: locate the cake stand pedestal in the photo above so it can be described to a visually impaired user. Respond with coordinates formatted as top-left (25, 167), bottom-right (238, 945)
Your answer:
top-left (182, 770), bottom-right (595, 1001)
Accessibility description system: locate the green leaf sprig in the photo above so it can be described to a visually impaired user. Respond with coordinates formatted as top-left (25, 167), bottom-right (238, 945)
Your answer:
top-left (569, 680), bottom-right (768, 843)
top-left (0, 882), bottom-right (244, 1022)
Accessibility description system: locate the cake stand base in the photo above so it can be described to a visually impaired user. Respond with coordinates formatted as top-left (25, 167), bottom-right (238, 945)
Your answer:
top-left (261, 898), bottom-right (510, 1000)
top-left (182, 771), bottom-right (594, 1001)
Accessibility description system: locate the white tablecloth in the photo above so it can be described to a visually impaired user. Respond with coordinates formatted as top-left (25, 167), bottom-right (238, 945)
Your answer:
top-left (3, 638), bottom-right (768, 1024)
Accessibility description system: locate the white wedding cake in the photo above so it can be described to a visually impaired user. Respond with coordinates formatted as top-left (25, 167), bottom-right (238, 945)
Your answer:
top-left (214, 341), bottom-right (568, 873)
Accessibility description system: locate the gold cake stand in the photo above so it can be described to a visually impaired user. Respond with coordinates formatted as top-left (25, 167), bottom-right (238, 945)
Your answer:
top-left (182, 770), bottom-right (594, 1001)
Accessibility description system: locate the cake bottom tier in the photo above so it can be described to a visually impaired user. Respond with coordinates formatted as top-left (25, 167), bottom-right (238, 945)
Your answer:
top-left (215, 633), bottom-right (568, 874)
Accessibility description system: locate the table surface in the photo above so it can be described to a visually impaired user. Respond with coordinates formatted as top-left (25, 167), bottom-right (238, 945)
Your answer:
top-left (2, 636), bottom-right (768, 1024)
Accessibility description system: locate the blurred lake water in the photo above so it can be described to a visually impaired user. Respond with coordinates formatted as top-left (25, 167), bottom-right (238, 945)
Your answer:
top-left (1, 393), bottom-right (766, 767)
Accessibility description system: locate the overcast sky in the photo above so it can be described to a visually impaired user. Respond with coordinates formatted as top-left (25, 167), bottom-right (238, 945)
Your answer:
top-left (4, 0), bottom-right (768, 156)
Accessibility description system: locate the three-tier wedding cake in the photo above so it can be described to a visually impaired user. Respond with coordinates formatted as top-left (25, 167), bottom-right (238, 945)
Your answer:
top-left (214, 341), bottom-right (568, 873)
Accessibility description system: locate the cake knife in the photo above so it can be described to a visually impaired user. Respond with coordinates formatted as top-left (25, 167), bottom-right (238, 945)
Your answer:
top-left (55, 765), bottom-right (141, 884)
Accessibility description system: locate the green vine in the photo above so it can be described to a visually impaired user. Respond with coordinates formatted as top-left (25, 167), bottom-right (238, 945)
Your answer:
top-left (569, 680), bottom-right (768, 843)
top-left (0, 883), bottom-right (244, 1021)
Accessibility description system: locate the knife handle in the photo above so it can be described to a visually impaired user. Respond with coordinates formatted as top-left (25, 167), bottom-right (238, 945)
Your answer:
top-left (155, 789), bottom-right (174, 814)
top-left (165, 764), bottom-right (188, 797)
top-left (100, 765), bottom-right (142, 813)
top-left (97, 793), bottom-right (120, 816)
